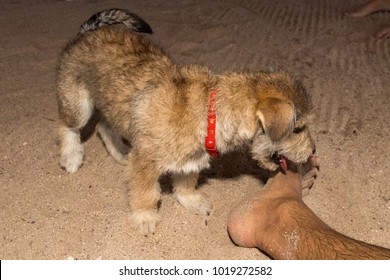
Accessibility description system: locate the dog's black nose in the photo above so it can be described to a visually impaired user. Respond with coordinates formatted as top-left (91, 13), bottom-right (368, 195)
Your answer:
top-left (271, 152), bottom-right (280, 164)
top-left (312, 146), bottom-right (316, 154)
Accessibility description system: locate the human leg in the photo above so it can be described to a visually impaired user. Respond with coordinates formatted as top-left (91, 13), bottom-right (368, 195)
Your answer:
top-left (345, 0), bottom-right (390, 18)
top-left (227, 157), bottom-right (390, 259)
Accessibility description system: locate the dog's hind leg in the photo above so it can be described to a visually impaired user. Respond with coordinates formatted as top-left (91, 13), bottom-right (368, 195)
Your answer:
top-left (59, 126), bottom-right (84, 173)
top-left (57, 82), bottom-right (94, 173)
top-left (97, 118), bottom-right (129, 165)
top-left (173, 172), bottom-right (212, 215)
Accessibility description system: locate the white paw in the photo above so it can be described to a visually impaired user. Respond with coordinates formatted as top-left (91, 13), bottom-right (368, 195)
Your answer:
top-left (129, 209), bottom-right (160, 236)
top-left (175, 191), bottom-right (212, 215)
top-left (60, 127), bottom-right (84, 173)
top-left (60, 148), bottom-right (83, 173)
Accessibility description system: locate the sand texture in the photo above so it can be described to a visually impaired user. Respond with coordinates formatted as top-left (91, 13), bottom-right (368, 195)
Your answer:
top-left (1, 0), bottom-right (389, 259)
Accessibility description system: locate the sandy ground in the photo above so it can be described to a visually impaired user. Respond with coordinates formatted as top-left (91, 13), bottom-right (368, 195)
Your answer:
top-left (1, 0), bottom-right (390, 260)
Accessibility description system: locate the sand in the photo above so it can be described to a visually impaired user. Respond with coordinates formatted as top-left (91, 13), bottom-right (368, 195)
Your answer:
top-left (1, 0), bottom-right (389, 260)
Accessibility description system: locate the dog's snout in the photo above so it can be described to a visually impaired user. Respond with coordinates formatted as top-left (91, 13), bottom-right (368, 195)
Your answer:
top-left (271, 152), bottom-right (280, 164)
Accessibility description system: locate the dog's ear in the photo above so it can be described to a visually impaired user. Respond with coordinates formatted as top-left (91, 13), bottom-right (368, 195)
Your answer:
top-left (256, 98), bottom-right (295, 141)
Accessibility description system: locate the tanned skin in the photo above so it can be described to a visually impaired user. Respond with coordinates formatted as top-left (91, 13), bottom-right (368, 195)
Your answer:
top-left (228, 156), bottom-right (390, 260)
top-left (345, 0), bottom-right (390, 39)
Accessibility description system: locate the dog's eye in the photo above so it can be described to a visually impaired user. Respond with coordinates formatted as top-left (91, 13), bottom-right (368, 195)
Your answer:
top-left (293, 126), bottom-right (306, 134)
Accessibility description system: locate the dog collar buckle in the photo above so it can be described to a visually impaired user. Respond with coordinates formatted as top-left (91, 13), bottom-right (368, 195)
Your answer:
top-left (205, 89), bottom-right (220, 158)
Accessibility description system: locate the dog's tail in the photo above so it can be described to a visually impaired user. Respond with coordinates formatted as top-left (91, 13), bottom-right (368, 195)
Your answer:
top-left (79, 8), bottom-right (153, 34)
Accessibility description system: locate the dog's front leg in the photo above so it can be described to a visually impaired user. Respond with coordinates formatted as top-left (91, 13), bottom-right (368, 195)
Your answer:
top-left (173, 172), bottom-right (212, 215)
top-left (128, 153), bottom-right (161, 236)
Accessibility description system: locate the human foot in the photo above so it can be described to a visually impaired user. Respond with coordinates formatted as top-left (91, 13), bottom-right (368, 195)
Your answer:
top-left (227, 156), bottom-right (319, 252)
top-left (345, 0), bottom-right (390, 18)
top-left (300, 155), bottom-right (319, 195)
top-left (375, 25), bottom-right (390, 38)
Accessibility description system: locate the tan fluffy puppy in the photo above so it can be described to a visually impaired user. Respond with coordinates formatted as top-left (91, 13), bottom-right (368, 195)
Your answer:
top-left (56, 9), bottom-right (316, 236)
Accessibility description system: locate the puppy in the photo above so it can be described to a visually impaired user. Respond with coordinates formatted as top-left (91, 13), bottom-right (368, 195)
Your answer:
top-left (56, 9), bottom-right (316, 236)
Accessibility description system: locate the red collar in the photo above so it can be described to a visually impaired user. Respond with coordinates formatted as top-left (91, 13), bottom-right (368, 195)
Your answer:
top-left (205, 89), bottom-right (220, 158)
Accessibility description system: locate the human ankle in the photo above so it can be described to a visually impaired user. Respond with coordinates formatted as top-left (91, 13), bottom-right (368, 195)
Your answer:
top-left (256, 199), bottom-right (303, 258)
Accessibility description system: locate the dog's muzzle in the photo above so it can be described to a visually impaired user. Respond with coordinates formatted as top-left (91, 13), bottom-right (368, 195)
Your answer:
top-left (271, 152), bottom-right (282, 165)
top-left (271, 152), bottom-right (288, 171)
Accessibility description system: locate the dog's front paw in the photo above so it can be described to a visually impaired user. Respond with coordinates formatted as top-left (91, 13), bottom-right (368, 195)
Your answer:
top-left (129, 209), bottom-right (160, 236)
top-left (175, 191), bottom-right (212, 215)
